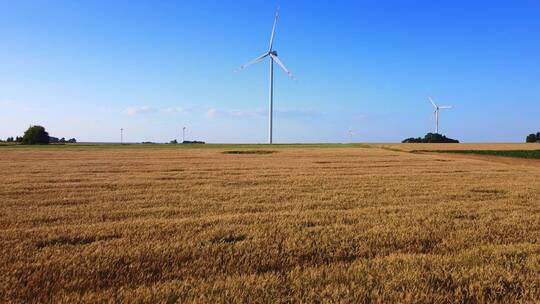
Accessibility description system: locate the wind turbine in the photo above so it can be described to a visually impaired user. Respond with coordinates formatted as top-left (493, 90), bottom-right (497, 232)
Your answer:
top-left (347, 128), bottom-right (355, 143)
top-left (237, 7), bottom-right (295, 144)
top-left (182, 126), bottom-right (186, 143)
top-left (428, 97), bottom-right (452, 134)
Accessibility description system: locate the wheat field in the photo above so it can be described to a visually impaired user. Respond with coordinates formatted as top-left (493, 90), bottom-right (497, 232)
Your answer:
top-left (1, 144), bottom-right (540, 303)
top-left (374, 143), bottom-right (540, 152)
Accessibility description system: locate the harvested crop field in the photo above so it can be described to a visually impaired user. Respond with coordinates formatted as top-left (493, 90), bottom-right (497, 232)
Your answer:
top-left (375, 143), bottom-right (540, 152)
top-left (2, 144), bottom-right (540, 303)
top-left (423, 149), bottom-right (540, 159)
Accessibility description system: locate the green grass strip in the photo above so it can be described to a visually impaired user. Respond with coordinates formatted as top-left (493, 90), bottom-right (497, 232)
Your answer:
top-left (414, 149), bottom-right (540, 159)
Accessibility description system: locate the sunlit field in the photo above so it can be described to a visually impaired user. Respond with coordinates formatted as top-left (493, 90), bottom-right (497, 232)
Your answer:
top-left (374, 143), bottom-right (540, 152)
top-left (2, 144), bottom-right (540, 302)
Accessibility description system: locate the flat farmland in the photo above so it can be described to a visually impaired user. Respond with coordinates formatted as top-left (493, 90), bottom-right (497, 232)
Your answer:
top-left (1, 144), bottom-right (540, 303)
top-left (374, 143), bottom-right (540, 152)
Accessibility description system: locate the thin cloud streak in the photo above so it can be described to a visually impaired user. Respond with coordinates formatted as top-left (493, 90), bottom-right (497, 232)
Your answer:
top-left (124, 106), bottom-right (191, 116)
top-left (205, 108), bottom-right (264, 119)
top-left (124, 106), bottom-right (156, 116)
top-left (160, 107), bottom-right (192, 114)
top-left (205, 107), bottom-right (321, 119)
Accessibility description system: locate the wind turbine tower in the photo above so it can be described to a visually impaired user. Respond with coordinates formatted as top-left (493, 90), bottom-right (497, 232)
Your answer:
top-left (182, 126), bottom-right (186, 143)
top-left (428, 97), bottom-right (453, 134)
top-left (348, 128), bottom-right (355, 143)
top-left (237, 7), bottom-right (295, 144)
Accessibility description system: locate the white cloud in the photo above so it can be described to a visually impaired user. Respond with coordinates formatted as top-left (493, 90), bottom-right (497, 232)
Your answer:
top-left (206, 108), bottom-right (219, 119)
top-left (124, 106), bottom-right (156, 116)
top-left (205, 107), bottom-right (264, 119)
top-left (275, 108), bottom-right (321, 118)
top-left (230, 109), bottom-right (265, 118)
top-left (124, 105), bottom-right (193, 116)
top-left (205, 107), bottom-right (321, 120)
top-left (160, 106), bottom-right (191, 114)
top-left (0, 100), bottom-right (15, 107)
top-left (0, 99), bottom-right (38, 112)
top-left (123, 105), bottom-right (321, 120)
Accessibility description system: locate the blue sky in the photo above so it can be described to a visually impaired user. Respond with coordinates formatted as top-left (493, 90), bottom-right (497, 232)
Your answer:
top-left (1, 0), bottom-right (539, 143)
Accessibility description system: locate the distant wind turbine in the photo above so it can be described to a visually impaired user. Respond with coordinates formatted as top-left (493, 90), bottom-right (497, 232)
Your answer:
top-left (347, 128), bottom-right (355, 143)
top-left (428, 97), bottom-right (453, 134)
top-left (236, 7), bottom-right (295, 144)
top-left (182, 126), bottom-right (186, 143)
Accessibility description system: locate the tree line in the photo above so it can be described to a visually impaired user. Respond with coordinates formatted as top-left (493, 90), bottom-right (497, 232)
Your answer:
top-left (1, 126), bottom-right (76, 145)
top-left (3, 126), bottom-right (538, 144)
top-left (402, 133), bottom-right (459, 143)
top-left (402, 131), bottom-right (540, 144)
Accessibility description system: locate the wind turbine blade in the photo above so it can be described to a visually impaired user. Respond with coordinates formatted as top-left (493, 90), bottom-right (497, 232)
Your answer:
top-left (268, 8), bottom-right (279, 51)
top-left (270, 53), bottom-right (295, 79)
top-left (439, 106), bottom-right (453, 109)
top-left (428, 97), bottom-right (437, 109)
top-left (236, 52), bottom-right (269, 72)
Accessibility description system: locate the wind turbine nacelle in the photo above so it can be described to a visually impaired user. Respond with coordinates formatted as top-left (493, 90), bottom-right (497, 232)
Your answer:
top-left (270, 50), bottom-right (278, 56)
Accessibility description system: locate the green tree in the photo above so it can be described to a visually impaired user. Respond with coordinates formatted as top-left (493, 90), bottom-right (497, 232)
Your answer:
top-left (22, 125), bottom-right (50, 145)
top-left (526, 133), bottom-right (538, 143)
top-left (403, 133), bottom-right (459, 143)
